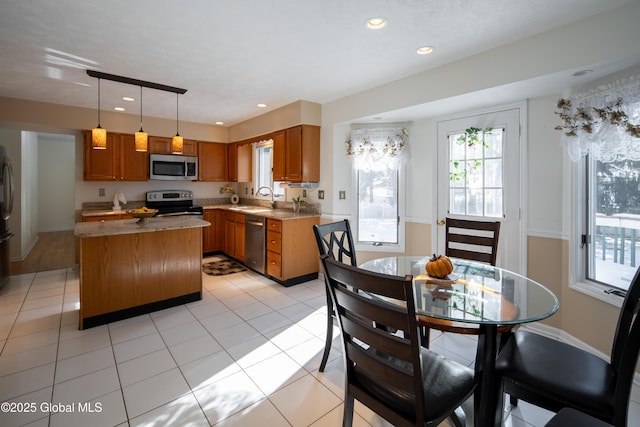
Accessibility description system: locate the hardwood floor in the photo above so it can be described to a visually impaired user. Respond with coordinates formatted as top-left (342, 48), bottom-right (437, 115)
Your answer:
top-left (10, 230), bottom-right (76, 275)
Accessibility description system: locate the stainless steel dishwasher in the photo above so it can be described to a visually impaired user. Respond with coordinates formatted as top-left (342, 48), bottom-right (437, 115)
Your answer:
top-left (245, 215), bottom-right (266, 273)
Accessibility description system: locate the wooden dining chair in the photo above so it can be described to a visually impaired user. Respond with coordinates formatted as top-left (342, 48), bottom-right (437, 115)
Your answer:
top-left (421, 217), bottom-right (506, 346)
top-left (493, 266), bottom-right (640, 427)
top-left (313, 220), bottom-right (358, 372)
top-left (445, 217), bottom-right (501, 266)
top-left (320, 255), bottom-right (476, 427)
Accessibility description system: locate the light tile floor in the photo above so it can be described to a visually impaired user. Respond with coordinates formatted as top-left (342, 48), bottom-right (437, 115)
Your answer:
top-left (0, 258), bottom-right (638, 426)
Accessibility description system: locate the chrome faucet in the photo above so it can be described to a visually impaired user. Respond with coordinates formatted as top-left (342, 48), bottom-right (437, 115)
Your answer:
top-left (257, 186), bottom-right (277, 208)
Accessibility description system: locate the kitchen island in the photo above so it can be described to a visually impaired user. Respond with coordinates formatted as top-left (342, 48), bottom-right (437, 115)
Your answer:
top-left (75, 216), bottom-right (209, 329)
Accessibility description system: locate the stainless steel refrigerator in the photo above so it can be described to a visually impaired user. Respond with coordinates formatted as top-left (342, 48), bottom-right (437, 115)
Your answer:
top-left (0, 146), bottom-right (14, 288)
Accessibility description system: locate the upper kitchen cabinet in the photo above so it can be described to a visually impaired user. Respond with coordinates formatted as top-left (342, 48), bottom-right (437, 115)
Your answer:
top-left (272, 125), bottom-right (320, 182)
top-left (198, 142), bottom-right (228, 181)
top-left (228, 142), bottom-right (238, 182)
top-left (119, 134), bottom-right (149, 181)
top-left (83, 131), bottom-right (148, 181)
top-left (228, 141), bottom-right (252, 183)
top-left (237, 142), bottom-right (252, 182)
top-left (149, 136), bottom-right (197, 156)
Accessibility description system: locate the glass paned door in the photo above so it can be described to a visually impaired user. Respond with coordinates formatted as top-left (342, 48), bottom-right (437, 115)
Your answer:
top-left (436, 107), bottom-right (523, 273)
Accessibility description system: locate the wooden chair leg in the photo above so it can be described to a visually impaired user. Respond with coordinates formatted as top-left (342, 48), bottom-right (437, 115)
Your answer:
top-left (319, 290), bottom-right (334, 372)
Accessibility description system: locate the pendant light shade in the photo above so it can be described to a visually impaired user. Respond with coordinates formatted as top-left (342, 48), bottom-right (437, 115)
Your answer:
top-left (134, 86), bottom-right (148, 152)
top-left (171, 93), bottom-right (183, 154)
top-left (92, 78), bottom-right (107, 149)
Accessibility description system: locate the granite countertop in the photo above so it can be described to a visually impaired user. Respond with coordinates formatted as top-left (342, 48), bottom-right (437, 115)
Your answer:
top-left (75, 217), bottom-right (210, 237)
top-left (202, 204), bottom-right (320, 220)
top-left (82, 205), bottom-right (320, 221)
top-left (81, 209), bottom-right (134, 218)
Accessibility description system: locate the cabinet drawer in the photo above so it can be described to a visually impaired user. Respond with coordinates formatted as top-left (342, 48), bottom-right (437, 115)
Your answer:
top-left (267, 250), bottom-right (282, 278)
top-left (267, 230), bottom-right (282, 253)
top-left (267, 219), bottom-right (282, 233)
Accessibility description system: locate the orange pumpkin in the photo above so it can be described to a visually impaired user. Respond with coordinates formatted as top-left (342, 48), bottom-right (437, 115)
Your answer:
top-left (426, 254), bottom-right (454, 279)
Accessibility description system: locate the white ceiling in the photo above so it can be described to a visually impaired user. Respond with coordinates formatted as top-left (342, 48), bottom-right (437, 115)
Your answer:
top-left (0, 0), bottom-right (637, 126)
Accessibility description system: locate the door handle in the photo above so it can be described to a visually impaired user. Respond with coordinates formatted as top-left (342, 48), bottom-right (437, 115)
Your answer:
top-left (437, 219), bottom-right (446, 226)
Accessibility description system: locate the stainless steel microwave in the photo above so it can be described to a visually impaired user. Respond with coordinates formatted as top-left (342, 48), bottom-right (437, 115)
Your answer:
top-left (149, 154), bottom-right (198, 181)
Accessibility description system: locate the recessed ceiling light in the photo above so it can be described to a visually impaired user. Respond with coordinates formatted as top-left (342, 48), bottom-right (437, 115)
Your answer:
top-left (366, 17), bottom-right (387, 29)
top-left (114, 107), bottom-right (125, 111)
top-left (215, 121), bottom-right (224, 125)
top-left (416, 46), bottom-right (434, 55)
top-left (122, 96), bottom-right (135, 102)
top-left (257, 103), bottom-right (267, 108)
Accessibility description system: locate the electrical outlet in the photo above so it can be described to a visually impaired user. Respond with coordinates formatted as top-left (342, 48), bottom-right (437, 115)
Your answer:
top-left (339, 191), bottom-right (346, 200)
top-left (99, 188), bottom-right (105, 197)
top-left (302, 189), bottom-right (307, 197)
top-left (318, 190), bottom-right (324, 200)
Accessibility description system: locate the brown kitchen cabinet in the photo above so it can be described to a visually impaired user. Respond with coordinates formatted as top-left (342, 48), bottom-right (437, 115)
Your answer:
top-left (224, 211), bottom-right (245, 261)
top-left (198, 142), bottom-right (228, 181)
top-left (203, 209), bottom-right (223, 253)
top-left (83, 131), bottom-right (148, 181)
top-left (227, 142), bottom-right (238, 181)
top-left (237, 142), bottom-right (252, 182)
top-left (266, 216), bottom-right (320, 285)
top-left (149, 136), bottom-right (197, 156)
top-left (272, 125), bottom-right (320, 182)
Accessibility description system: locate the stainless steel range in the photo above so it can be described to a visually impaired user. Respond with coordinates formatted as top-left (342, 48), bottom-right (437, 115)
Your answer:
top-left (145, 190), bottom-right (203, 218)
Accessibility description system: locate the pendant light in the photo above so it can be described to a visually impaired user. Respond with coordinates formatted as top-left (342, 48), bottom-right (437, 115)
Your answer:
top-left (91, 78), bottom-right (107, 149)
top-left (134, 86), bottom-right (148, 151)
top-left (171, 93), bottom-right (183, 154)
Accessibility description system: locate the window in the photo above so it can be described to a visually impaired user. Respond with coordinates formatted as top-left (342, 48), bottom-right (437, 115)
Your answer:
top-left (562, 73), bottom-right (640, 295)
top-left (253, 139), bottom-right (284, 197)
top-left (448, 128), bottom-right (504, 218)
top-left (348, 127), bottom-right (407, 251)
top-left (583, 157), bottom-right (640, 291)
top-left (356, 167), bottom-right (401, 246)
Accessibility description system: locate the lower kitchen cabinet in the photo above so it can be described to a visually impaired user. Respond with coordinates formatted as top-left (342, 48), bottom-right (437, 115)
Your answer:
top-left (224, 211), bottom-right (245, 261)
top-left (266, 216), bottom-right (319, 286)
top-left (203, 209), bottom-right (223, 253)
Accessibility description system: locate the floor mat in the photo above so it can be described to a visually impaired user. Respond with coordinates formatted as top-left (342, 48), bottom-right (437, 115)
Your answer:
top-left (202, 258), bottom-right (247, 276)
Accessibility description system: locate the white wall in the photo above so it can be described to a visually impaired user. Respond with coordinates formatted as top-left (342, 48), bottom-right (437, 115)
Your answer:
top-left (20, 131), bottom-right (38, 260)
top-left (38, 134), bottom-right (75, 232)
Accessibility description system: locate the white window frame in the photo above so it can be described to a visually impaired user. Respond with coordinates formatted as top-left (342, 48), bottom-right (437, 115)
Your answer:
top-left (253, 139), bottom-right (284, 200)
top-left (351, 164), bottom-right (406, 253)
top-left (570, 158), bottom-right (625, 308)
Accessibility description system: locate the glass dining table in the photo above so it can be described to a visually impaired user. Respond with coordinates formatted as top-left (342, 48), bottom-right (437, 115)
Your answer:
top-left (359, 256), bottom-right (559, 427)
